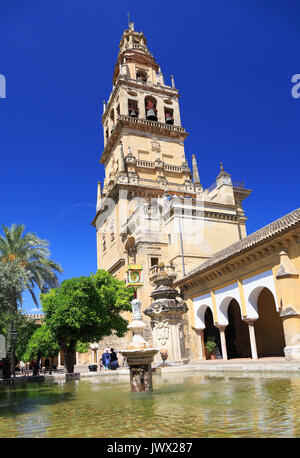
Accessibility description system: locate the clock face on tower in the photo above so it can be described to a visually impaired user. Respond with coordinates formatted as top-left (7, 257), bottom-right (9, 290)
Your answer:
top-left (130, 271), bottom-right (140, 283)
top-left (126, 265), bottom-right (143, 288)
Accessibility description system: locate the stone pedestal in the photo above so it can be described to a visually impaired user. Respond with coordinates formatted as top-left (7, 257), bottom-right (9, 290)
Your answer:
top-left (121, 349), bottom-right (159, 391)
top-left (144, 264), bottom-right (188, 365)
top-left (121, 299), bottom-right (159, 392)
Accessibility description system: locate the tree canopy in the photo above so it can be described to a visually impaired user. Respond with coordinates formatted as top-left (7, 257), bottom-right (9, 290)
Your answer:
top-left (0, 224), bottom-right (63, 313)
top-left (41, 269), bottom-right (134, 372)
top-left (23, 324), bottom-right (59, 363)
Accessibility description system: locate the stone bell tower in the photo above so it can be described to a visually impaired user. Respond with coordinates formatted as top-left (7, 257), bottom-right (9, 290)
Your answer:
top-left (91, 22), bottom-right (252, 354)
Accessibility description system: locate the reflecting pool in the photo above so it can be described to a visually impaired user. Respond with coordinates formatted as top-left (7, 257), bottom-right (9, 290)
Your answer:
top-left (1, 371), bottom-right (300, 438)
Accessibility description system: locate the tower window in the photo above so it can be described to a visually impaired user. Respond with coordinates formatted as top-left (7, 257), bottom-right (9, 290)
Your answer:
top-left (136, 68), bottom-right (148, 82)
top-left (164, 108), bottom-right (174, 125)
top-left (128, 99), bottom-right (139, 118)
top-left (145, 96), bottom-right (158, 121)
top-left (150, 257), bottom-right (159, 267)
top-left (110, 109), bottom-right (115, 133)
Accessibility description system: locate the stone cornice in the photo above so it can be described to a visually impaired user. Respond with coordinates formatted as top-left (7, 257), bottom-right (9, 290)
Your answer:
top-left (100, 116), bottom-right (188, 164)
top-left (108, 258), bottom-right (125, 275)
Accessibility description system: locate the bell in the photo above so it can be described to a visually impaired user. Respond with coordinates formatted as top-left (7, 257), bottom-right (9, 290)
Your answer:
top-left (129, 109), bottom-right (138, 118)
top-left (146, 109), bottom-right (157, 121)
top-left (165, 113), bottom-right (174, 125)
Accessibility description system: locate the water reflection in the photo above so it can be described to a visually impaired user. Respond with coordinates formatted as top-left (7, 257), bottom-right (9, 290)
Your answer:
top-left (0, 373), bottom-right (300, 437)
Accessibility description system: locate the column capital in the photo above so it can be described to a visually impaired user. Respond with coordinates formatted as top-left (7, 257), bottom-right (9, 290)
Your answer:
top-left (242, 316), bottom-right (258, 323)
top-left (192, 326), bottom-right (204, 335)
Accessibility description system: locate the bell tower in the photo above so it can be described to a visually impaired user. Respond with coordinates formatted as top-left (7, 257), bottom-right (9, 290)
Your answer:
top-left (99, 21), bottom-right (191, 196)
top-left (92, 23), bottom-right (252, 330)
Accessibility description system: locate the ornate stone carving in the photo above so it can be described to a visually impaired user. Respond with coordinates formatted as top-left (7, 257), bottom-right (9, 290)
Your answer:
top-left (151, 137), bottom-right (161, 153)
top-left (153, 320), bottom-right (170, 346)
top-left (144, 263), bottom-right (188, 365)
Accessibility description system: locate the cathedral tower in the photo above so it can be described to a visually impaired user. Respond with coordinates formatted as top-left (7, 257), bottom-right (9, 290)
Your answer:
top-left (91, 23), bottom-right (251, 349)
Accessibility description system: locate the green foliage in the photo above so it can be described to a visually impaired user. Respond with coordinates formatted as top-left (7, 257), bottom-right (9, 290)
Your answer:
top-left (15, 316), bottom-right (40, 361)
top-left (76, 341), bottom-right (90, 353)
top-left (41, 269), bottom-right (133, 346)
top-left (0, 224), bottom-right (63, 313)
top-left (23, 324), bottom-right (60, 361)
top-left (205, 338), bottom-right (217, 354)
top-left (0, 258), bottom-right (27, 313)
top-left (0, 310), bottom-right (37, 357)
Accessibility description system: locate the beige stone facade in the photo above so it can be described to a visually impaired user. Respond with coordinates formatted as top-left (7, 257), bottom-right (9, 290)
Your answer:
top-left (89, 23), bottom-right (252, 361)
top-left (176, 208), bottom-right (300, 361)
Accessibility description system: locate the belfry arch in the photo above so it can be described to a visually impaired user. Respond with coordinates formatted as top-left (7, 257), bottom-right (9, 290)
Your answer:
top-left (224, 299), bottom-right (251, 359)
top-left (203, 307), bottom-right (221, 357)
top-left (253, 287), bottom-right (285, 357)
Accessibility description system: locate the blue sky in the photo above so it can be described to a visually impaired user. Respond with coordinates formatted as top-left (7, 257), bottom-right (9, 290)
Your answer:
top-left (0, 0), bottom-right (299, 312)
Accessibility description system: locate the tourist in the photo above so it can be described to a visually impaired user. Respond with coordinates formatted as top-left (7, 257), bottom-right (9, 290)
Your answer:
top-left (19, 360), bottom-right (26, 375)
top-left (101, 348), bottom-right (111, 371)
top-left (24, 362), bottom-right (29, 376)
top-left (109, 348), bottom-right (119, 370)
top-left (99, 358), bottom-right (103, 371)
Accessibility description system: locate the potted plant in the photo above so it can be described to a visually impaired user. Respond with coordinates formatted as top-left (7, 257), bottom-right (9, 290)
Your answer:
top-left (205, 338), bottom-right (217, 360)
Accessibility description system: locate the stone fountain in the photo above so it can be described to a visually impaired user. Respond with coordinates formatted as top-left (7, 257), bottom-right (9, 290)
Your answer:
top-left (121, 299), bottom-right (159, 392)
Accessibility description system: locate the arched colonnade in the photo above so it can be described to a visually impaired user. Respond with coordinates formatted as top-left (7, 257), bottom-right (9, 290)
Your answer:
top-left (193, 270), bottom-right (286, 360)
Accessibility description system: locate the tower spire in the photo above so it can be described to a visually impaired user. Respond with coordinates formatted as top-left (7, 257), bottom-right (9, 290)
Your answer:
top-left (192, 154), bottom-right (201, 186)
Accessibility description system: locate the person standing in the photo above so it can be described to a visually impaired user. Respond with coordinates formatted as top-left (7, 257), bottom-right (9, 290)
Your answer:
top-left (19, 360), bottom-right (26, 375)
top-left (101, 348), bottom-right (111, 371)
top-left (24, 362), bottom-right (29, 376)
top-left (109, 348), bottom-right (119, 371)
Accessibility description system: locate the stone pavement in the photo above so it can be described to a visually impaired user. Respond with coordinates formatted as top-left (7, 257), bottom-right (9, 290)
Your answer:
top-left (160, 357), bottom-right (300, 374)
top-left (2, 357), bottom-right (300, 385)
top-left (72, 357), bottom-right (300, 378)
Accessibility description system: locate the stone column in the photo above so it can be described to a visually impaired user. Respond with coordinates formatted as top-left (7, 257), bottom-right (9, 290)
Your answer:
top-left (276, 251), bottom-right (300, 360)
top-left (247, 320), bottom-right (258, 360)
top-left (218, 326), bottom-right (228, 360)
top-left (144, 264), bottom-right (189, 366)
top-left (192, 327), bottom-right (206, 360)
top-left (137, 92), bottom-right (146, 119)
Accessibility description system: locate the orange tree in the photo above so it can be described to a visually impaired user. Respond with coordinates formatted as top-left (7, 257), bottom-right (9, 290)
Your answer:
top-left (41, 270), bottom-right (133, 373)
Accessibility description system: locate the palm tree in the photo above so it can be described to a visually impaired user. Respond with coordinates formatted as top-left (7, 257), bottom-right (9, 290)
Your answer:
top-left (0, 224), bottom-right (63, 311)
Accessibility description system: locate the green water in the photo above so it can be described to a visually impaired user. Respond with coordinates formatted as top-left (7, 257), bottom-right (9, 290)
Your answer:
top-left (0, 372), bottom-right (300, 438)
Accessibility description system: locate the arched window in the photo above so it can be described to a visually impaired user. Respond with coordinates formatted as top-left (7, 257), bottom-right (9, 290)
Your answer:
top-left (145, 96), bottom-right (158, 121)
top-left (110, 109), bottom-right (115, 134)
top-left (128, 99), bottom-right (139, 118)
top-left (136, 68), bottom-right (148, 82)
top-left (164, 108), bottom-right (174, 125)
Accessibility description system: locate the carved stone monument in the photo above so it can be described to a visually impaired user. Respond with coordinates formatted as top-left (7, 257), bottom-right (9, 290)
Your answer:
top-left (144, 264), bottom-right (189, 366)
top-left (121, 299), bottom-right (159, 392)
